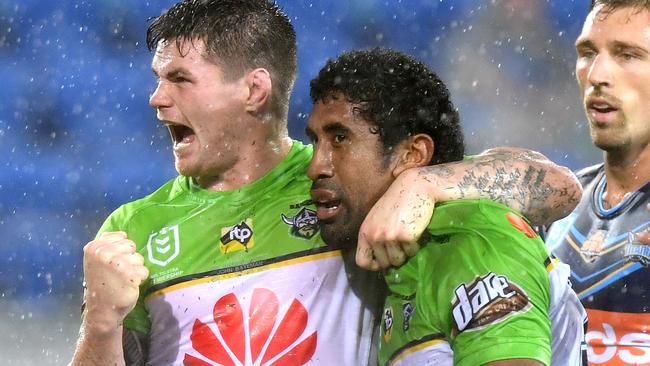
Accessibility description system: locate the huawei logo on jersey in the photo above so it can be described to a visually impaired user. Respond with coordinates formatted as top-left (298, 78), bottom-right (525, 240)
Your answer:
top-left (183, 288), bottom-right (317, 366)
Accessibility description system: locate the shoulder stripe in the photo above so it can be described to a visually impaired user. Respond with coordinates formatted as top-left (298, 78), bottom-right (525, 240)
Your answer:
top-left (545, 255), bottom-right (559, 273)
top-left (386, 333), bottom-right (446, 366)
top-left (577, 261), bottom-right (640, 299)
top-left (144, 246), bottom-right (341, 299)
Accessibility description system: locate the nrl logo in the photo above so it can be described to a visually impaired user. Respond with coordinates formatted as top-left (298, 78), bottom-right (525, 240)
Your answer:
top-left (281, 207), bottom-right (319, 239)
top-left (147, 225), bottom-right (180, 267)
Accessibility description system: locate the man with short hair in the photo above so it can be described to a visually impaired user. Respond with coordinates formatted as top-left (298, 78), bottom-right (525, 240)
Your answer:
top-left (544, 1), bottom-right (650, 364)
top-left (307, 47), bottom-right (586, 366)
top-left (69, 1), bottom-right (583, 365)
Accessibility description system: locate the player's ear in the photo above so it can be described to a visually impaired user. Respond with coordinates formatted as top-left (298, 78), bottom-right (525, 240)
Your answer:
top-left (244, 68), bottom-right (272, 113)
top-left (392, 134), bottom-right (434, 178)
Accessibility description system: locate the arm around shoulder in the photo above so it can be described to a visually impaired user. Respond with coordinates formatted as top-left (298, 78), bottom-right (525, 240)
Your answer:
top-left (356, 146), bottom-right (581, 270)
top-left (418, 146), bottom-right (582, 226)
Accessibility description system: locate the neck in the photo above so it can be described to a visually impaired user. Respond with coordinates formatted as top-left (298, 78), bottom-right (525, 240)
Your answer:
top-left (196, 125), bottom-right (293, 192)
top-left (602, 143), bottom-right (650, 207)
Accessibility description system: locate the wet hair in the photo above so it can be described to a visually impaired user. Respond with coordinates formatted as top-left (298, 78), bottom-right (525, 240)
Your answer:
top-left (147, 0), bottom-right (297, 121)
top-left (310, 48), bottom-right (464, 166)
top-left (591, 0), bottom-right (650, 13)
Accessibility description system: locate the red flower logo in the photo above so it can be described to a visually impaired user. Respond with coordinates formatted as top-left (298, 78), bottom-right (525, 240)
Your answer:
top-left (183, 288), bottom-right (317, 366)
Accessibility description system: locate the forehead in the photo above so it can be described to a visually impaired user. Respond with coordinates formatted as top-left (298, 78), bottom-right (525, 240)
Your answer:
top-left (151, 38), bottom-right (215, 72)
top-left (308, 96), bottom-right (371, 133)
top-left (579, 6), bottom-right (650, 44)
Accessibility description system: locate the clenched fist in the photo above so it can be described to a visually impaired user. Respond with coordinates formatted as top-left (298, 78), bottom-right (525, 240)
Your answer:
top-left (82, 231), bottom-right (149, 334)
top-left (357, 168), bottom-right (435, 271)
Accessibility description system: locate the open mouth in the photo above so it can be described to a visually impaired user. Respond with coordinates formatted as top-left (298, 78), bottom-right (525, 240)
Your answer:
top-left (315, 200), bottom-right (340, 210)
top-left (586, 97), bottom-right (619, 124)
top-left (310, 186), bottom-right (343, 221)
top-left (590, 103), bottom-right (617, 114)
top-left (311, 193), bottom-right (342, 221)
top-left (314, 200), bottom-right (341, 221)
top-left (166, 124), bottom-right (196, 146)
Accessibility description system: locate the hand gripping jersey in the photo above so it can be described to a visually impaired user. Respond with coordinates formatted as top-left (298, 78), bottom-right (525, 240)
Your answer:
top-left (379, 200), bottom-right (587, 366)
top-left (95, 141), bottom-right (381, 366)
top-left (546, 163), bottom-right (650, 366)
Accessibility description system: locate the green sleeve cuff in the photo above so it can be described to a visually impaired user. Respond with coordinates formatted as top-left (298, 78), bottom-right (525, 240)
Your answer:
top-left (455, 340), bottom-right (550, 366)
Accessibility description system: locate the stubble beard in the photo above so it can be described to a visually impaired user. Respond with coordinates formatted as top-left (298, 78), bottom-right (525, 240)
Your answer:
top-left (318, 209), bottom-right (365, 251)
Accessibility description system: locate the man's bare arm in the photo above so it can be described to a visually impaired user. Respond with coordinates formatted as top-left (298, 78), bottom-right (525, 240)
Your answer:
top-left (69, 232), bottom-right (148, 366)
top-left (71, 312), bottom-right (148, 366)
top-left (69, 316), bottom-right (126, 366)
top-left (423, 147), bottom-right (581, 226)
top-left (357, 147), bottom-right (582, 270)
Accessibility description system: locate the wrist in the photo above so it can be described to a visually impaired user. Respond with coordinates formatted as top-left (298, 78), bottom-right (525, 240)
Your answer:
top-left (83, 307), bottom-right (126, 338)
top-left (413, 166), bottom-right (451, 203)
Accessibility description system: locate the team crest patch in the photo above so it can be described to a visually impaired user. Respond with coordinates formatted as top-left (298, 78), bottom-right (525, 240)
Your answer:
top-left (383, 307), bottom-right (394, 342)
top-left (451, 272), bottom-right (530, 336)
top-left (220, 219), bottom-right (254, 254)
top-left (281, 207), bottom-right (319, 239)
top-left (580, 229), bottom-right (607, 260)
top-left (147, 225), bottom-right (180, 267)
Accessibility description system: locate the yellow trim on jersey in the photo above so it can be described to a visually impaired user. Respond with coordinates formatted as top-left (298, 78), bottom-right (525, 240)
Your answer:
top-left (145, 249), bottom-right (342, 301)
top-left (577, 261), bottom-right (637, 298)
top-left (389, 338), bottom-right (447, 366)
top-left (546, 257), bottom-right (559, 272)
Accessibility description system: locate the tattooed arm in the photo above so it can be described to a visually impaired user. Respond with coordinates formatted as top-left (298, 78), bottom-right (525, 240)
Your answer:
top-left (425, 147), bottom-right (580, 225)
top-left (357, 147), bottom-right (581, 270)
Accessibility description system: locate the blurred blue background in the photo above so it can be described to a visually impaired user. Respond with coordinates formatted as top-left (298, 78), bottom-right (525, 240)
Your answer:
top-left (0, 0), bottom-right (598, 364)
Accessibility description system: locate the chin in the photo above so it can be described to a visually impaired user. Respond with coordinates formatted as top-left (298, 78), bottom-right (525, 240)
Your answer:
top-left (592, 136), bottom-right (631, 152)
top-left (175, 166), bottom-right (192, 177)
top-left (320, 224), bottom-right (358, 250)
top-left (174, 160), bottom-right (199, 177)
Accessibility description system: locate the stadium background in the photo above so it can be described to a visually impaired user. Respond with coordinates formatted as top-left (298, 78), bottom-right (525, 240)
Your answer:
top-left (0, 0), bottom-right (598, 364)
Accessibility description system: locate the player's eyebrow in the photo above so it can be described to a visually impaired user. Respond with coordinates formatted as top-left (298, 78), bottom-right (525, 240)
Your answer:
top-left (322, 122), bottom-right (352, 136)
top-left (151, 66), bottom-right (192, 79)
top-left (611, 40), bottom-right (649, 55)
top-left (575, 38), bottom-right (595, 51)
top-left (305, 121), bottom-right (352, 142)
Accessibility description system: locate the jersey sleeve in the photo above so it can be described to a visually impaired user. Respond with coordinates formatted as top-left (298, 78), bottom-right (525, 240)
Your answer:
top-left (425, 200), bottom-right (552, 366)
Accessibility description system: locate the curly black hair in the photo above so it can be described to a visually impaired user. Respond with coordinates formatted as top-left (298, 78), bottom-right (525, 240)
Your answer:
top-left (147, 0), bottom-right (297, 121)
top-left (310, 48), bottom-right (464, 166)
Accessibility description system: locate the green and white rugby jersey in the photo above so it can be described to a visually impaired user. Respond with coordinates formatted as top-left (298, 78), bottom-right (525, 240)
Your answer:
top-left (96, 141), bottom-right (380, 365)
top-left (379, 200), bottom-right (555, 366)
